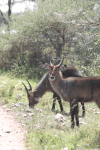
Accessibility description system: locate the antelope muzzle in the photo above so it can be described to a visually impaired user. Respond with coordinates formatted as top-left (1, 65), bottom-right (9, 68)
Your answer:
top-left (49, 73), bottom-right (55, 81)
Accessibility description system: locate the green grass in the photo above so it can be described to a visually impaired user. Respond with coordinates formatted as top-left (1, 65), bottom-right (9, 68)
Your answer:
top-left (0, 74), bottom-right (100, 150)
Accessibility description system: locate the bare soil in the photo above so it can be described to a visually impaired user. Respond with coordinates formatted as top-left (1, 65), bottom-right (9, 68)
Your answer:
top-left (0, 106), bottom-right (26, 150)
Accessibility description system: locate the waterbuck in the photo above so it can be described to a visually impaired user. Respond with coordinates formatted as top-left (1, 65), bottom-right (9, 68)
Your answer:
top-left (49, 57), bottom-right (100, 128)
top-left (22, 65), bottom-right (85, 116)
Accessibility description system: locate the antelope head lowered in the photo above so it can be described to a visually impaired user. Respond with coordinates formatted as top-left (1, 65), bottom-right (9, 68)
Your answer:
top-left (49, 57), bottom-right (100, 128)
top-left (22, 80), bottom-right (39, 108)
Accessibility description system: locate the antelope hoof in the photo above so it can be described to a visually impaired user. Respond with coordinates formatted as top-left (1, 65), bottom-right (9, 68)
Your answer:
top-left (82, 112), bottom-right (85, 117)
top-left (71, 122), bottom-right (75, 129)
top-left (76, 121), bottom-right (79, 127)
top-left (61, 110), bottom-right (65, 115)
top-left (51, 108), bottom-right (55, 112)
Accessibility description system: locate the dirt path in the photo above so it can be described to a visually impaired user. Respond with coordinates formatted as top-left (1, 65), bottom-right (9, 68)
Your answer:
top-left (0, 106), bottom-right (26, 150)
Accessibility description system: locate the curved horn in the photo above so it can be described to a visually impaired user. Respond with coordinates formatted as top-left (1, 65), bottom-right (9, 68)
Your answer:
top-left (57, 56), bottom-right (64, 67)
top-left (49, 56), bottom-right (53, 67)
top-left (26, 80), bottom-right (32, 91)
top-left (22, 81), bottom-right (29, 95)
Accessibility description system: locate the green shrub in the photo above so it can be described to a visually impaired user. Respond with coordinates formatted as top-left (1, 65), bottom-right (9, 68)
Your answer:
top-left (0, 0), bottom-right (100, 78)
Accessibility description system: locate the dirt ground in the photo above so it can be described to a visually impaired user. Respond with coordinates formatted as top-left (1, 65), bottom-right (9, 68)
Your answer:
top-left (0, 106), bottom-right (26, 150)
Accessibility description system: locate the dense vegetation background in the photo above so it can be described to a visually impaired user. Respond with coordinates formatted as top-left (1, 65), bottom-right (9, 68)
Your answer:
top-left (0, 1), bottom-right (100, 150)
top-left (0, 0), bottom-right (100, 78)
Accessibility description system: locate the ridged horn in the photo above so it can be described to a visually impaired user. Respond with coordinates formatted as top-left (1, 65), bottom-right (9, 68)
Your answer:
top-left (57, 56), bottom-right (64, 67)
top-left (49, 56), bottom-right (53, 66)
top-left (26, 80), bottom-right (32, 91)
top-left (22, 81), bottom-right (29, 95)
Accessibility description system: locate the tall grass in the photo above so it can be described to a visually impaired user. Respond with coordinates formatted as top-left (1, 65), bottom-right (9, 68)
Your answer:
top-left (0, 74), bottom-right (99, 150)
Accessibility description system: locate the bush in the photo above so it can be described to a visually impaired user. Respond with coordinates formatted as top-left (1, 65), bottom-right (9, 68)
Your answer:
top-left (0, 0), bottom-right (100, 78)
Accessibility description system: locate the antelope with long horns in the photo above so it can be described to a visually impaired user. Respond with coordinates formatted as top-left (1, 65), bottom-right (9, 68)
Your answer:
top-left (22, 64), bottom-right (85, 116)
top-left (49, 57), bottom-right (100, 128)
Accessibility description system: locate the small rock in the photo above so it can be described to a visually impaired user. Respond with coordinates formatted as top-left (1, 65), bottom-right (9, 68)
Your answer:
top-left (7, 109), bottom-right (12, 112)
top-left (14, 103), bottom-right (22, 108)
top-left (61, 123), bottom-right (66, 126)
top-left (36, 108), bottom-right (42, 112)
top-left (22, 114), bottom-right (27, 117)
top-left (5, 131), bottom-right (11, 133)
top-left (55, 113), bottom-right (65, 122)
top-left (25, 109), bottom-right (32, 113)
top-left (29, 113), bottom-right (34, 117)
top-left (80, 121), bottom-right (86, 125)
top-left (22, 124), bottom-right (26, 126)
top-left (18, 102), bottom-right (26, 106)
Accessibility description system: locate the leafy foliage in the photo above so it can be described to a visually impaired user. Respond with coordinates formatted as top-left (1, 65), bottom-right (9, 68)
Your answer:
top-left (0, 0), bottom-right (100, 78)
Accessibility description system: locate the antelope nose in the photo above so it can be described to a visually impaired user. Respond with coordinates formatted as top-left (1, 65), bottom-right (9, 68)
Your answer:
top-left (51, 76), bottom-right (54, 79)
top-left (50, 74), bottom-right (55, 80)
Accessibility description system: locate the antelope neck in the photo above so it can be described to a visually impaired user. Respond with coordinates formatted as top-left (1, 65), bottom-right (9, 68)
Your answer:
top-left (33, 73), bottom-right (50, 99)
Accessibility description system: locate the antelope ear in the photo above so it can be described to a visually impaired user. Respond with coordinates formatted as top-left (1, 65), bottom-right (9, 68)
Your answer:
top-left (63, 64), bottom-right (67, 70)
top-left (42, 62), bottom-right (49, 69)
top-left (60, 64), bottom-right (67, 71)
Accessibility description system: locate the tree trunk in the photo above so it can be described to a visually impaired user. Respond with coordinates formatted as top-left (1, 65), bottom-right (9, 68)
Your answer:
top-left (8, 0), bottom-right (11, 20)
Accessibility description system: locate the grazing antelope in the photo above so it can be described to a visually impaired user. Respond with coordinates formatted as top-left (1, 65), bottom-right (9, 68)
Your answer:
top-left (22, 65), bottom-right (85, 116)
top-left (49, 57), bottom-right (100, 128)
